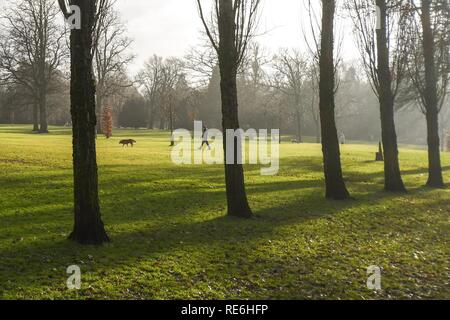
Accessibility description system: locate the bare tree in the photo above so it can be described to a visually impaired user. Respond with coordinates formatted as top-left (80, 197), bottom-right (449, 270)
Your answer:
top-left (345, 0), bottom-right (410, 192)
top-left (244, 42), bottom-right (268, 88)
top-left (302, 0), bottom-right (345, 81)
top-left (184, 38), bottom-right (218, 88)
top-left (0, 0), bottom-right (67, 133)
top-left (137, 55), bottom-right (164, 129)
top-left (58, 0), bottom-right (109, 244)
top-left (405, 0), bottom-right (448, 187)
top-left (306, 61), bottom-right (321, 143)
top-left (318, 0), bottom-right (351, 200)
top-left (272, 49), bottom-right (309, 142)
top-left (93, 0), bottom-right (134, 134)
top-left (238, 42), bottom-right (273, 131)
top-left (302, 0), bottom-right (350, 199)
top-left (196, 0), bottom-right (262, 218)
top-left (137, 56), bottom-right (184, 137)
top-left (159, 58), bottom-right (184, 145)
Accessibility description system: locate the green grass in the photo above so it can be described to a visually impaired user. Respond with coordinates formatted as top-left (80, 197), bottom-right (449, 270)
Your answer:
top-left (0, 124), bottom-right (448, 300)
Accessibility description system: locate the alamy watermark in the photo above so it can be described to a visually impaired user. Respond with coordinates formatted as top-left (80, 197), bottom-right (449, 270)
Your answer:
top-left (171, 121), bottom-right (280, 176)
top-left (63, 263), bottom-right (382, 292)
top-left (64, 5), bottom-right (81, 30)
top-left (66, 265), bottom-right (81, 290)
top-left (367, 265), bottom-right (382, 291)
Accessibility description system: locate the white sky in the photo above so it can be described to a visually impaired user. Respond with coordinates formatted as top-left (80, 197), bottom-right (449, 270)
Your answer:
top-left (116, 0), bottom-right (359, 75)
top-left (0, 0), bottom-right (359, 75)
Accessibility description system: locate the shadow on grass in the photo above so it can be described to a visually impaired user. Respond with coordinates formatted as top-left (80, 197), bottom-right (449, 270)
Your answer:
top-left (1, 147), bottom-right (448, 297)
top-left (1, 170), bottom-right (435, 295)
top-left (2, 154), bottom-right (445, 238)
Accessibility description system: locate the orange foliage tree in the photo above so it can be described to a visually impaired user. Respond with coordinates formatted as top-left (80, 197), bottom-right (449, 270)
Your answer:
top-left (102, 106), bottom-right (113, 139)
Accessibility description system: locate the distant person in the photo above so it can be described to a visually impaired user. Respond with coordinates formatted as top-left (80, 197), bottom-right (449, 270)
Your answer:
top-left (340, 132), bottom-right (346, 145)
top-left (199, 125), bottom-right (211, 150)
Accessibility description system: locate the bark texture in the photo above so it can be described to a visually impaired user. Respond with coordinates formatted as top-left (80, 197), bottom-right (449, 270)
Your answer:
top-left (218, 0), bottom-right (252, 217)
top-left (376, 0), bottom-right (406, 192)
top-left (421, 0), bottom-right (444, 187)
top-left (68, 0), bottom-right (109, 244)
top-left (318, 0), bottom-right (351, 200)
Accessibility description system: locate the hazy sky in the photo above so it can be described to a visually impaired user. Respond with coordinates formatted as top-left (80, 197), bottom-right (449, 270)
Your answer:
top-left (0, 0), bottom-right (358, 75)
top-left (116, 0), bottom-right (358, 75)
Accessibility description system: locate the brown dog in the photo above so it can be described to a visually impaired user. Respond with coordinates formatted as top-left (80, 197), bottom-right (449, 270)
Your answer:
top-left (119, 139), bottom-right (136, 147)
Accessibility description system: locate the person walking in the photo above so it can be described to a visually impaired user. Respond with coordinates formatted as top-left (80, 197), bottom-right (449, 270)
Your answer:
top-left (199, 125), bottom-right (211, 150)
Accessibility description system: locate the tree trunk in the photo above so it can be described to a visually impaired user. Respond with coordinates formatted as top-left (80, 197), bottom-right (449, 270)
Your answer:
top-left (37, 0), bottom-right (48, 134)
top-left (318, 0), bottom-right (351, 200)
top-left (147, 102), bottom-right (155, 129)
top-left (38, 91), bottom-right (48, 133)
top-left (68, 0), bottom-right (109, 244)
top-left (376, 0), bottom-right (406, 192)
top-left (32, 102), bottom-right (39, 132)
top-left (218, 0), bottom-right (252, 218)
top-left (421, 0), bottom-right (444, 187)
top-left (278, 109), bottom-right (282, 144)
top-left (296, 106), bottom-right (303, 143)
top-left (169, 104), bottom-right (175, 146)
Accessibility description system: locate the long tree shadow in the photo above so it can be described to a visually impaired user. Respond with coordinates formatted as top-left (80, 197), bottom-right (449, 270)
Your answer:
top-left (3, 172), bottom-right (446, 298)
top-left (1, 146), bottom-right (448, 297)
top-left (282, 156), bottom-right (449, 187)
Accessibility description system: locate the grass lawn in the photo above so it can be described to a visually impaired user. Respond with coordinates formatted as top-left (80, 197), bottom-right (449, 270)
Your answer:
top-left (0, 124), bottom-right (448, 300)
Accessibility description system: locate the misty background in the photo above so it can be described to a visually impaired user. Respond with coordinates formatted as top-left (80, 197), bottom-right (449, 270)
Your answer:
top-left (0, 0), bottom-right (448, 146)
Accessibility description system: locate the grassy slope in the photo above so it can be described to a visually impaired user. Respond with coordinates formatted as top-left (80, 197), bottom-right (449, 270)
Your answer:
top-left (0, 125), bottom-right (448, 300)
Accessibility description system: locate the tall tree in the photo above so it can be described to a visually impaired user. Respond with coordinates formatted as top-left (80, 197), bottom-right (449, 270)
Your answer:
top-left (419, 0), bottom-right (444, 187)
top-left (319, 0), bottom-right (351, 200)
top-left (138, 56), bottom-right (184, 136)
top-left (273, 49), bottom-right (308, 142)
top-left (306, 61), bottom-right (321, 143)
top-left (196, 0), bottom-right (262, 217)
top-left (375, 0), bottom-right (406, 191)
top-left (93, 0), bottom-right (133, 134)
top-left (0, 0), bottom-right (67, 133)
top-left (137, 55), bottom-right (164, 129)
top-left (58, 0), bottom-right (109, 244)
top-left (405, 0), bottom-right (448, 187)
top-left (159, 58), bottom-right (184, 145)
top-left (346, 0), bottom-right (409, 192)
